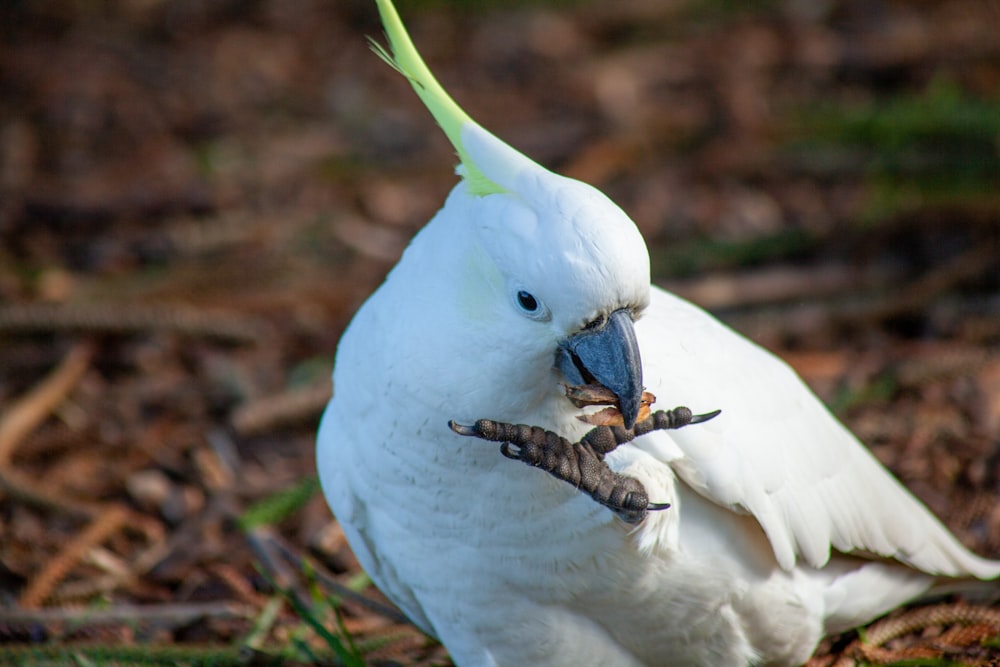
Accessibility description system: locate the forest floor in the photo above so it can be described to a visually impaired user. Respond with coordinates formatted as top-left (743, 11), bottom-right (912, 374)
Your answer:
top-left (1, 0), bottom-right (999, 665)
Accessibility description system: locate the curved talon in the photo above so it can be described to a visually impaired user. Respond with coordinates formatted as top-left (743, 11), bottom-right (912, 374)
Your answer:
top-left (449, 420), bottom-right (478, 436)
top-left (499, 442), bottom-right (522, 459)
top-left (690, 409), bottom-right (721, 425)
top-left (647, 502), bottom-right (671, 512)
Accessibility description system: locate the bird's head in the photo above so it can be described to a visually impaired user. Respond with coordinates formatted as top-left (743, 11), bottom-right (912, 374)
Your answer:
top-left (373, 0), bottom-right (650, 428)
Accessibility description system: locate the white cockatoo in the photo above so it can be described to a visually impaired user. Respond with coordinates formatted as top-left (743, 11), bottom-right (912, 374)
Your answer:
top-left (317, 1), bottom-right (1000, 665)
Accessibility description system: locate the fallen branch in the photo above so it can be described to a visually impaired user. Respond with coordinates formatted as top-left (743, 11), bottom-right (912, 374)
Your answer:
top-left (0, 302), bottom-right (270, 344)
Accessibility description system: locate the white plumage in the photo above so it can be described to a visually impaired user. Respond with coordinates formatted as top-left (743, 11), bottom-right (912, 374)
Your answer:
top-left (317, 2), bottom-right (999, 664)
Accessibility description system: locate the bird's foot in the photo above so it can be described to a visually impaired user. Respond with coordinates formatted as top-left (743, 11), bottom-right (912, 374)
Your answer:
top-left (449, 407), bottom-right (720, 524)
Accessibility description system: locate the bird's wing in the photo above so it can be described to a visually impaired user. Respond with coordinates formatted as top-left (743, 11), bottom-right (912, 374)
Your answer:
top-left (633, 287), bottom-right (1000, 578)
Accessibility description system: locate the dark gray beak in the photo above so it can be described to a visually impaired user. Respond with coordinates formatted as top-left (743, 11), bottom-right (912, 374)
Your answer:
top-left (556, 308), bottom-right (643, 429)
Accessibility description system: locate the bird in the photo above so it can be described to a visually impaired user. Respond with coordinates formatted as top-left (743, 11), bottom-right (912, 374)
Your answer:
top-left (317, 1), bottom-right (1000, 665)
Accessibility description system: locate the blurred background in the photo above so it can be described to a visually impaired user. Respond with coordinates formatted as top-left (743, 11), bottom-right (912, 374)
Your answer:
top-left (1, 0), bottom-right (999, 664)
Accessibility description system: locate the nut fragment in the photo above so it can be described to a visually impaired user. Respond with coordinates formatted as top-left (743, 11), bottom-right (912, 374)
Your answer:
top-left (563, 383), bottom-right (656, 426)
top-left (576, 405), bottom-right (649, 426)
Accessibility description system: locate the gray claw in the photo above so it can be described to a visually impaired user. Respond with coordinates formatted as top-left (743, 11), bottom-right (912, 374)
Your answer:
top-left (690, 409), bottom-right (721, 425)
top-left (499, 442), bottom-right (522, 459)
top-left (449, 420), bottom-right (477, 436)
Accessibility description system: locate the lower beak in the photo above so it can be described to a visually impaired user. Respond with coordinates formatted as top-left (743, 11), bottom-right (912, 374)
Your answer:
top-left (556, 308), bottom-right (643, 429)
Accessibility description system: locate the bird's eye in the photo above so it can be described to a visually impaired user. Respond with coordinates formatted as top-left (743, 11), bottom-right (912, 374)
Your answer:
top-left (516, 290), bottom-right (539, 312)
top-left (511, 287), bottom-right (550, 321)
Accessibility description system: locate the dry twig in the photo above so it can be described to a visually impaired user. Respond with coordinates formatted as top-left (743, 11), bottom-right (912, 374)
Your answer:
top-left (230, 379), bottom-right (332, 436)
top-left (863, 603), bottom-right (1000, 647)
top-left (0, 340), bottom-right (95, 465)
top-left (19, 505), bottom-right (131, 608)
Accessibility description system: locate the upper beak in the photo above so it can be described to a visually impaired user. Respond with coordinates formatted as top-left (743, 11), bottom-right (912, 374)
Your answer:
top-left (556, 308), bottom-right (644, 429)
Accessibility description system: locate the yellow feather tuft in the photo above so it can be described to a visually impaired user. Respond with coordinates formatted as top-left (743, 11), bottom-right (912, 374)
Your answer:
top-left (373, 0), bottom-right (504, 196)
